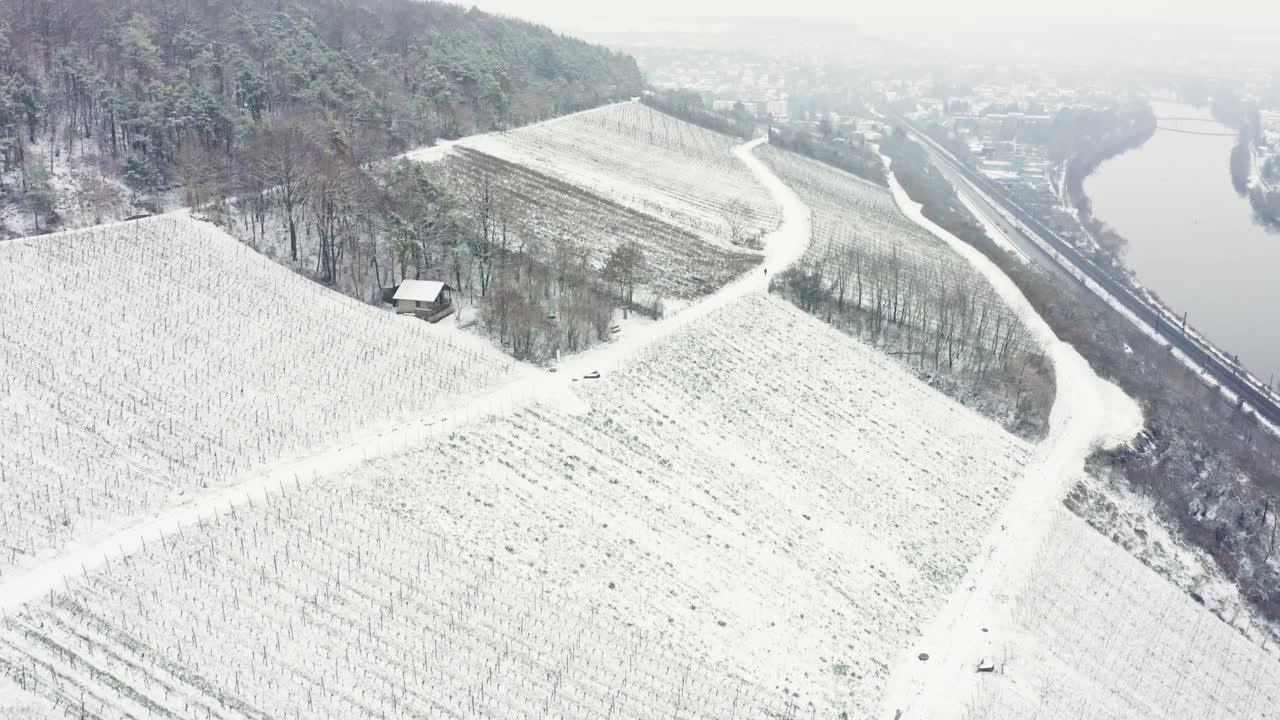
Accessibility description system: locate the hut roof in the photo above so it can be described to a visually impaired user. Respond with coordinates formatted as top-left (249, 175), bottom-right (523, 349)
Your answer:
top-left (393, 280), bottom-right (452, 302)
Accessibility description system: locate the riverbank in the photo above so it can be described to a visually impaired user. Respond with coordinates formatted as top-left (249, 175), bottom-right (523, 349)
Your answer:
top-left (1245, 147), bottom-right (1280, 227)
top-left (1083, 101), bottom-right (1280, 384)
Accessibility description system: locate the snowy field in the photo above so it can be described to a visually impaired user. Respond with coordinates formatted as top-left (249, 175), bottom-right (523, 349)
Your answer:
top-left (0, 295), bottom-right (1033, 720)
top-left (433, 146), bottom-right (758, 299)
top-left (758, 145), bottom-right (1047, 436)
top-left (462, 103), bottom-right (780, 245)
top-left (1067, 472), bottom-right (1280, 651)
top-left (0, 215), bottom-right (513, 574)
top-left (958, 508), bottom-right (1280, 720)
top-left (757, 145), bottom-right (943, 271)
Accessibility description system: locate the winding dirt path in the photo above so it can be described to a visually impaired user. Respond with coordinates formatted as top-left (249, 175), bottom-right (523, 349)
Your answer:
top-left (878, 162), bottom-right (1144, 718)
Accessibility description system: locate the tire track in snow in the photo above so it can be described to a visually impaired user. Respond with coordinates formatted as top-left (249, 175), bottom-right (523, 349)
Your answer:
top-left (0, 137), bottom-right (811, 616)
top-left (877, 160), bottom-right (1144, 718)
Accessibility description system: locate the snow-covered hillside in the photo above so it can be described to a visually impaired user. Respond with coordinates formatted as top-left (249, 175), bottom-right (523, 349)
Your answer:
top-left (874, 155), bottom-right (1280, 720)
top-left (758, 144), bottom-right (1052, 438)
top-left (462, 103), bottom-right (780, 245)
top-left (757, 145), bottom-right (1029, 345)
top-left (941, 508), bottom-right (1280, 719)
top-left (0, 295), bottom-right (1032, 720)
top-left (0, 215), bottom-right (513, 573)
top-left (759, 145), bottom-right (939, 269)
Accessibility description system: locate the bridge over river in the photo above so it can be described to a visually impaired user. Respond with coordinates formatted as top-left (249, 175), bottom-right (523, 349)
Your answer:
top-left (1154, 115), bottom-right (1236, 137)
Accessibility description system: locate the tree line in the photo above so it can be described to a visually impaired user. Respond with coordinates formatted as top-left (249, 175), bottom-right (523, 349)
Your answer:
top-left (639, 90), bottom-right (756, 140)
top-left (1212, 90), bottom-right (1280, 228)
top-left (1045, 104), bottom-right (1156, 242)
top-left (776, 234), bottom-right (1043, 428)
top-left (768, 125), bottom-right (887, 187)
top-left (0, 0), bottom-right (643, 234)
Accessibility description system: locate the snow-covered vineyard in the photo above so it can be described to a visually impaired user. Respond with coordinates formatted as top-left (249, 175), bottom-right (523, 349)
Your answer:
top-left (461, 104), bottom-right (780, 246)
top-left (2, 101), bottom-right (1279, 720)
top-left (1011, 510), bottom-right (1280, 718)
top-left (757, 145), bottom-right (1031, 350)
top-left (0, 216), bottom-right (513, 573)
top-left (433, 146), bottom-right (758, 299)
top-left (0, 296), bottom-right (1032, 719)
top-left (922, 507), bottom-right (1280, 720)
top-left (757, 145), bottom-right (940, 270)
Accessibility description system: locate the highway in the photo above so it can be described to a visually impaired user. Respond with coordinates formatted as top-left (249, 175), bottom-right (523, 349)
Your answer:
top-left (899, 122), bottom-right (1280, 428)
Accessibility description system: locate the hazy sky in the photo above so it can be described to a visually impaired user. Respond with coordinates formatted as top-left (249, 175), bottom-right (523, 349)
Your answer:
top-left (469, 0), bottom-right (1280, 34)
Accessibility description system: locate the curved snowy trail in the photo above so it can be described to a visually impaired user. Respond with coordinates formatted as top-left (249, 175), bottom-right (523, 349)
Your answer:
top-left (878, 167), bottom-right (1144, 718)
top-left (0, 138), bottom-right (810, 616)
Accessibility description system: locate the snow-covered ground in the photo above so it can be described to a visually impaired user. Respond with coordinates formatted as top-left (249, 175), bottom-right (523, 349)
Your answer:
top-left (761, 146), bottom-right (1051, 437)
top-left (0, 676), bottom-right (61, 720)
top-left (0, 134), bottom-right (1026, 720)
top-left (0, 294), bottom-right (1035, 720)
top-left (757, 145), bottom-right (944, 273)
top-left (878, 158), bottom-right (1142, 719)
top-left (1066, 472), bottom-right (1280, 651)
top-left (461, 103), bottom-right (780, 246)
top-left (0, 214), bottom-right (514, 575)
top-left (971, 507), bottom-right (1280, 719)
top-left (0, 136), bottom-right (799, 617)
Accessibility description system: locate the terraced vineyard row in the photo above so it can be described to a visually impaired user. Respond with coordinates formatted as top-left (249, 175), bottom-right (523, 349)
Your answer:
top-left (0, 216), bottom-right (513, 573)
top-left (438, 147), bottom-right (758, 299)
top-left (0, 295), bottom-right (1033, 720)
top-left (462, 104), bottom-right (780, 244)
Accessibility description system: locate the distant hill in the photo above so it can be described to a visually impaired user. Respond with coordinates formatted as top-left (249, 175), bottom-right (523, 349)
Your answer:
top-left (0, 0), bottom-right (643, 234)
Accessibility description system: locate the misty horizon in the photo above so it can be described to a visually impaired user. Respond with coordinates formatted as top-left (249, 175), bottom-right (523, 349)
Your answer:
top-left (468, 0), bottom-right (1280, 65)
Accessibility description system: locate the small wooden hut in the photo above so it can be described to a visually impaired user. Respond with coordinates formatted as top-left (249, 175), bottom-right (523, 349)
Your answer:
top-left (393, 280), bottom-right (455, 322)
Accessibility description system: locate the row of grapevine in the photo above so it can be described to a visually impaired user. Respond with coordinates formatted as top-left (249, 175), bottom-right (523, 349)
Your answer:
top-left (438, 147), bottom-right (758, 299)
top-left (462, 104), bottom-right (781, 246)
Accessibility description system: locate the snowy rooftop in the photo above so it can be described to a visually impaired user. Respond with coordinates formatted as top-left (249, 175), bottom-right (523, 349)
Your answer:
top-left (393, 280), bottom-right (450, 302)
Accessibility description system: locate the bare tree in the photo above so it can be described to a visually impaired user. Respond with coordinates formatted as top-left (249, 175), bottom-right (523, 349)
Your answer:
top-left (724, 198), bottom-right (755, 247)
top-left (245, 122), bottom-right (315, 262)
top-left (602, 240), bottom-right (647, 316)
top-left (74, 176), bottom-right (120, 224)
top-left (460, 170), bottom-right (499, 297)
top-left (175, 137), bottom-right (222, 211)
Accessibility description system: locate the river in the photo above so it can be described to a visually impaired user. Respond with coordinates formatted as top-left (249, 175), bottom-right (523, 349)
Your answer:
top-left (1085, 101), bottom-right (1280, 384)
